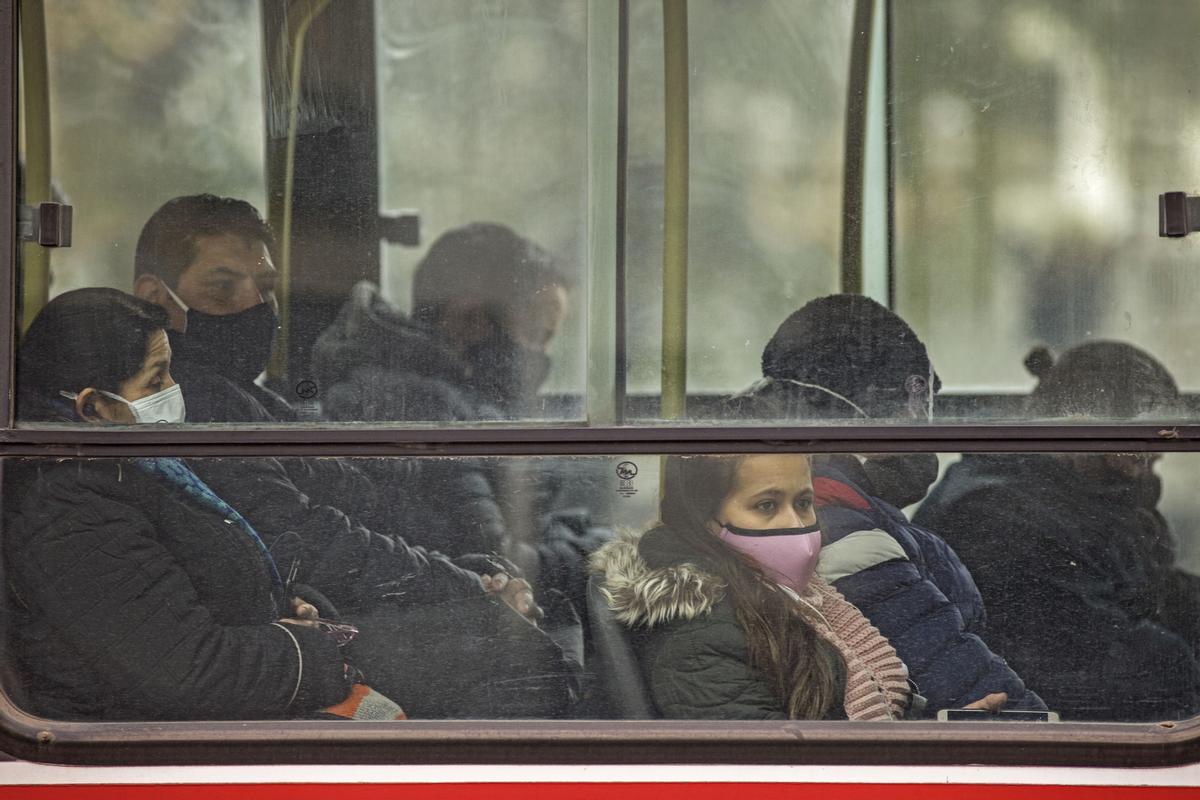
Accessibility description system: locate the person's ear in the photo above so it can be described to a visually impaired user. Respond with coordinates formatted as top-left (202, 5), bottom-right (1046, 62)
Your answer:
top-left (133, 274), bottom-right (162, 304)
top-left (76, 388), bottom-right (125, 423)
top-left (74, 388), bottom-right (104, 423)
top-left (904, 374), bottom-right (932, 420)
top-left (904, 374), bottom-right (928, 398)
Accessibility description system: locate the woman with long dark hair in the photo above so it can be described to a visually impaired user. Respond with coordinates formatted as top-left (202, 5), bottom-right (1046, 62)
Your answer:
top-left (592, 453), bottom-right (911, 720)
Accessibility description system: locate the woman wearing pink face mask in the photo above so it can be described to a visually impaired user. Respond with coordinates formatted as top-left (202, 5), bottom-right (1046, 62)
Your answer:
top-left (592, 454), bottom-right (912, 720)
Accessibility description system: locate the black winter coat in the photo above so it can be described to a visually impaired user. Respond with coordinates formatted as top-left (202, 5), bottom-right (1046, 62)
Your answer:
top-left (163, 361), bottom-right (485, 611)
top-left (4, 459), bottom-right (351, 720)
top-left (169, 358), bottom-right (382, 518)
top-left (191, 457), bottom-right (485, 614)
top-left (913, 454), bottom-right (1200, 721)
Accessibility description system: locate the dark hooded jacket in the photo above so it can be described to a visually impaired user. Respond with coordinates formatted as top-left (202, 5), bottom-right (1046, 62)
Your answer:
top-left (3, 459), bottom-right (351, 721)
top-left (312, 282), bottom-right (610, 613)
top-left (813, 457), bottom-right (1043, 714)
top-left (913, 454), bottom-right (1200, 721)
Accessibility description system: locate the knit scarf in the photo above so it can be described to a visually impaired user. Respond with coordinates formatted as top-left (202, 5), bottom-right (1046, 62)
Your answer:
top-left (793, 577), bottom-right (910, 721)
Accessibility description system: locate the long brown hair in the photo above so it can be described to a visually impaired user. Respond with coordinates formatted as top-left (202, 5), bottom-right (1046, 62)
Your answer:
top-left (656, 454), bottom-right (841, 719)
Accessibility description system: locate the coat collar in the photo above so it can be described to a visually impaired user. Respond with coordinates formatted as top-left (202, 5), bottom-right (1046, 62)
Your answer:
top-left (589, 528), bottom-right (726, 629)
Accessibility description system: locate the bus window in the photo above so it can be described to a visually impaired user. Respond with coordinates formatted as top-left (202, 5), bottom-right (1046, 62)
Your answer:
top-left (623, 0), bottom-right (851, 408)
top-left (3, 450), bottom-right (1199, 730)
top-left (16, 0), bottom-right (1200, 429)
top-left (376, 2), bottom-right (588, 416)
top-left (29, 0), bottom-right (265, 297)
top-left (894, 0), bottom-right (1200, 417)
top-left (7, 0), bottom-right (1200, 771)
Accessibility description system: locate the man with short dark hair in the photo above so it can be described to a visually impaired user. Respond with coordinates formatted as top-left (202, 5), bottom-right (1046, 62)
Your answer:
top-left (132, 193), bottom-right (292, 421)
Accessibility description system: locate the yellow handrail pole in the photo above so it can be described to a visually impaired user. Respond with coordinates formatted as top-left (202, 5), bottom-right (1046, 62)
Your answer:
top-left (661, 0), bottom-right (688, 420)
top-left (19, 0), bottom-right (50, 332)
top-left (266, 0), bottom-right (331, 382)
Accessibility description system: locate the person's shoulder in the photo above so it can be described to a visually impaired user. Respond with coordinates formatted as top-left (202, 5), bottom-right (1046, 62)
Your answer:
top-left (14, 460), bottom-right (150, 533)
top-left (918, 455), bottom-right (1025, 517)
top-left (323, 366), bottom-right (481, 423)
top-left (171, 359), bottom-right (274, 423)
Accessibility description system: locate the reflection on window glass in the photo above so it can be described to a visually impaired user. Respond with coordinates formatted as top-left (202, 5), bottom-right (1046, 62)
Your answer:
top-left (625, 0), bottom-right (851, 399)
top-left (4, 449), bottom-right (1198, 723)
top-left (894, 0), bottom-right (1200, 397)
top-left (38, 0), bottom-right (265, 295)
top-left (376, 1), bottom-right (587, 411)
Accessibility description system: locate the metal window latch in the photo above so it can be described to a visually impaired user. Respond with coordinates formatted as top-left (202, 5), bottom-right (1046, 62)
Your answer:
top-left (18, 201), bottom-right (73, 247)
top-left (378, 210), bottom-right (420, 247)
top-left (1159, 192), bottom-right (1200, 237)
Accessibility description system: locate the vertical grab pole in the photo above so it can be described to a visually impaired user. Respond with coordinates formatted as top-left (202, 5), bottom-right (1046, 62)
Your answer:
top-left (265, 0), bottom-right (332, 382)
top-left (840, 0), bottom-right (875, 296)
top-left (614, 0), bottom-right (629, 423)
top-left (18, 0), bottom-right (50, 332)
top-left (661, 0), bottom-right (688, 420)
top-left (861, 0), bottom-right (891, 305)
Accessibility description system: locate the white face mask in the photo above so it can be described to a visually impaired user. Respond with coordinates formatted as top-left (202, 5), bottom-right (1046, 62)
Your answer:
top-left (60, 383), bottom-right (187, 424)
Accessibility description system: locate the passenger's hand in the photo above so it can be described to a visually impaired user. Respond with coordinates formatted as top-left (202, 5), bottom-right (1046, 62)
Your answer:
top-left (279, 596), bottom-right (320, 627)
top-left (963, 692), bottom-right (1008, 712)
top-left (481, 572), bottom-right (544, 623)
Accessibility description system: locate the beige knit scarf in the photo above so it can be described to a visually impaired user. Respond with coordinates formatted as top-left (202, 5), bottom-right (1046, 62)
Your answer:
top-left (791, 577), bottom-right (911, 721)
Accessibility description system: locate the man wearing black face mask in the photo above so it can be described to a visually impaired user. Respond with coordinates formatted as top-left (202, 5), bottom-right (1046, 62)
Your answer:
top-left (132, 194), bottom-right (293, 422)
top-left (915, 342), bottom-right (1200, 721)
top-left (314, 222), bottom-right (569, 421)
top-left (312, 223), bottom-right (607, 619)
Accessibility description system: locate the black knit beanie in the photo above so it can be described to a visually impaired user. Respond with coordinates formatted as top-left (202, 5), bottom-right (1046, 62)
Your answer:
top-left (1024, 341), bottom-right (1179, 420)
top-left (760, 295), bottom-right (938, 419)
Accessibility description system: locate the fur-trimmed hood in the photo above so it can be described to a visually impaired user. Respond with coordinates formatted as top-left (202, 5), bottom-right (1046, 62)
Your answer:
top-left (589, 528), bottom-right (727, 629)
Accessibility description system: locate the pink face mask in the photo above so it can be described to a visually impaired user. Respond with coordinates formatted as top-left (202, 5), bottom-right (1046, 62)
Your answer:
top-left (718, 521), bottom-right (823, 592)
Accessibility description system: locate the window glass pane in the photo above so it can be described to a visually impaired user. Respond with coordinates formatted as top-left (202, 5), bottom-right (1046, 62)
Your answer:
top-left (20, 1), bottom-right (1200, 429)
top-left (20, 2), bottom-right (586, 428)
top-left (4, 451), bottom-right (1198, 724)
top-left (894, 0), bottom-right (1200, 420)
top-left (376, 1), bottom-right (588, 419)
top-left (624, 0), bottom-right (851, 414)
top-left (33, 0), bottom-right (266, 296)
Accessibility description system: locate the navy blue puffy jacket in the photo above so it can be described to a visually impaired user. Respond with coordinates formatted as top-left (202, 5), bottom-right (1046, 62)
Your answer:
top-left (814, 461), bottom-right (1044, 714)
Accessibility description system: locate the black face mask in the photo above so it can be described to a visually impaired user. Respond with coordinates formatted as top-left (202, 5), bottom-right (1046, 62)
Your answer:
top-left (171, 302), bottom-right (279, 385)
top-left (465, 332), bottom-right (552, 416)
top-left (861, 452), bottom-right (940, 509)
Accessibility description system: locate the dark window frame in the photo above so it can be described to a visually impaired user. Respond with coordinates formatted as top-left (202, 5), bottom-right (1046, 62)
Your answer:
top-left (3, 0), bottom-right (1200, 769)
